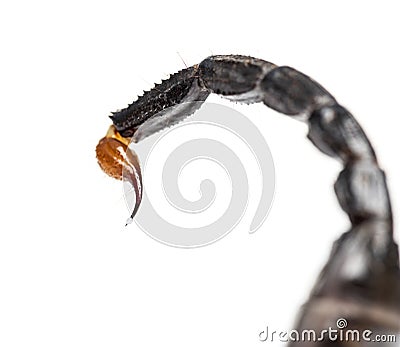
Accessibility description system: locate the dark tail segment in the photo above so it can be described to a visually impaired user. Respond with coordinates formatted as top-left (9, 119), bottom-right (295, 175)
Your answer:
top-left (110, 66), bottom-right (207, 138)
top-left (290, 220), bottom-right (400, 346)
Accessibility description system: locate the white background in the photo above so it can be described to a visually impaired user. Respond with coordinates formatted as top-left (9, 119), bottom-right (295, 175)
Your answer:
top-left (1, 1), bottom-right (400, 346)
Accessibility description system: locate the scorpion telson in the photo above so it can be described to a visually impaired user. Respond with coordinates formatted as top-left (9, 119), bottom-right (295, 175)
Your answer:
top-left (96, 55), bottom-right (400, 341)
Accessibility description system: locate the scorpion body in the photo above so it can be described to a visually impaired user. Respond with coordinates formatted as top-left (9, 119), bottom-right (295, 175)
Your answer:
top-left (96, 55), bottom-right (400, 345)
